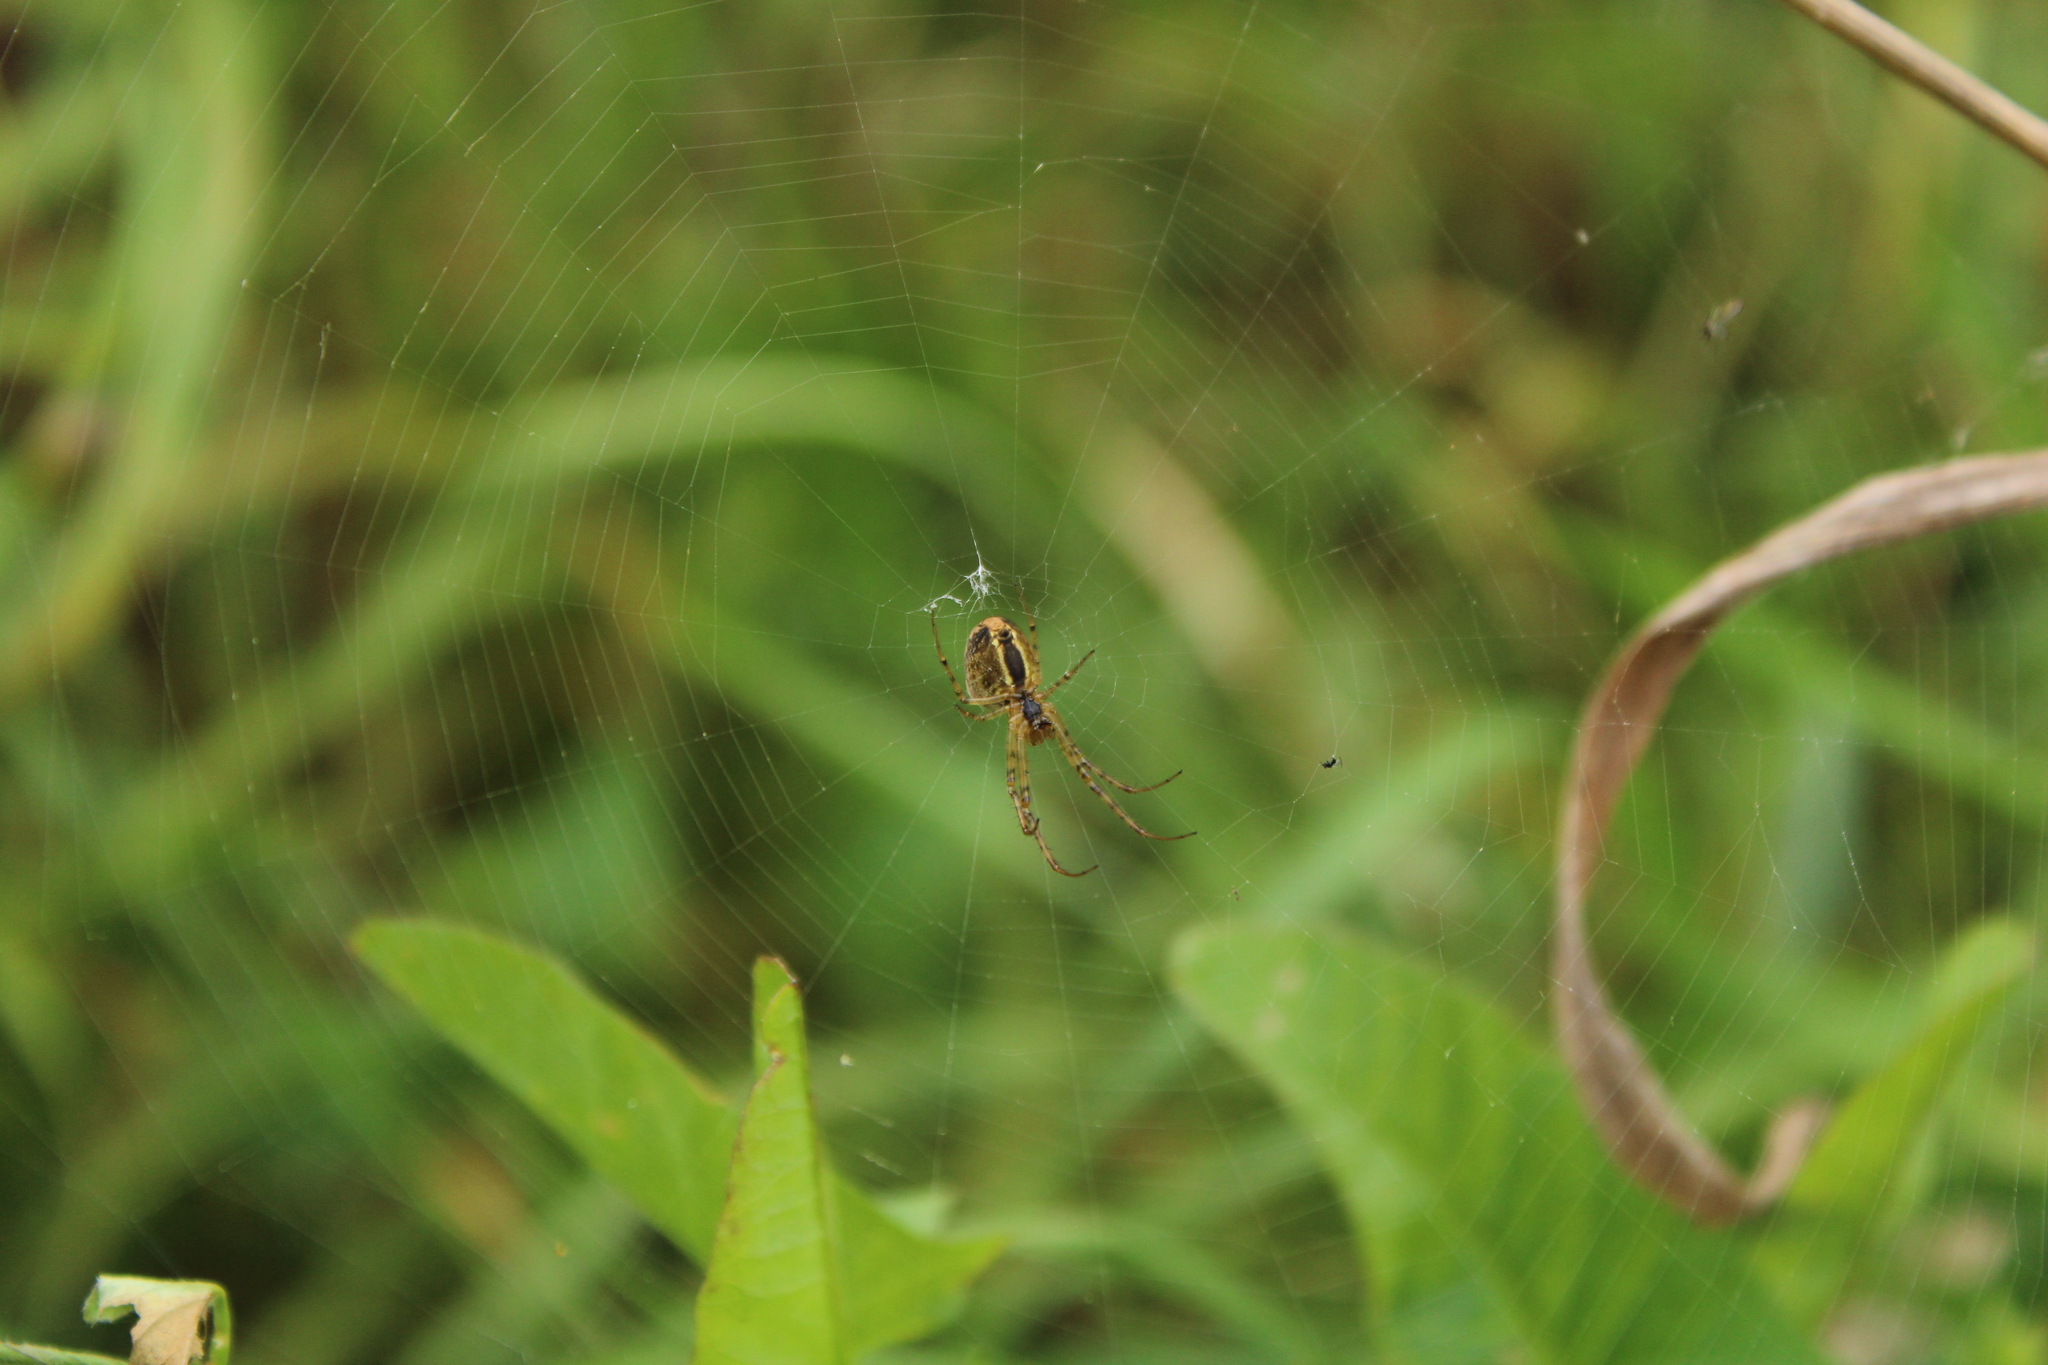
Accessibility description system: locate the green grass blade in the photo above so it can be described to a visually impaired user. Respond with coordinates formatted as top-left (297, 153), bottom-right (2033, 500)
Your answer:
top-left (105, 351), bottom-right (1045, 898)
top-left (0, 70), bottom-right (121, 247)
top-left (0, 0), bottom-right (266, 714)
top-left (1173, 922), bottom-right (1825, 1365)
top-left (389, 1177), bottom-right (645, 1365)
top-left (998, 1210), bottom-right (1325, 1362)
top-left (668, 622), bottom-right (1051, 889)
top-left (1786, 918), bottom-right (2034, 1216)
top-left (695, 959), bottom-right (850, 1365)
top-left (104, 509), bottom-right (555, 898)
top-left (1253, 706), bottom-right (1555, 924)
top-left (494, 355), bottom-right (1052, 530)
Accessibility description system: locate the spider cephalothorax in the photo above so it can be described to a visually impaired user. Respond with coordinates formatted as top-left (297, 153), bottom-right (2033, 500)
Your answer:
top-left (931, 606), bottom-right (1190, 876)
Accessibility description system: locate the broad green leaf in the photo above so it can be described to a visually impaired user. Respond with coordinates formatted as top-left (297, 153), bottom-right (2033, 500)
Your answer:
top-left (351, 919), bottom-right (1002, 1353)
top-left (1341, 1137), bottom-right (1515, 1364)
top-left (0, 1348), bottom-right (126, 1365)
top-left (1172, 922), bottom-right (1824, 1365)
top-left (352, 918), bottom-right (735, 1257)
top-left (696, 959), bottom-right (849, 1365)
top-left (1786, 918), bottom-right (2034, 1216)
top-left (831, 1183), bottom-right (1003, 1354)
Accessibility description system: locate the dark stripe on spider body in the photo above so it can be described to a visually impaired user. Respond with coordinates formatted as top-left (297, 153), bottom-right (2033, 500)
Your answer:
top-left (1001, 639), bottom-right (1030, 687)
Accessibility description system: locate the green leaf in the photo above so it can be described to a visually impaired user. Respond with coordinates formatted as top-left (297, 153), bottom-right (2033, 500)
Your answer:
top-left (830, 1182), bottom-right (1003, 1355)
top-left (695, 959), bottom-right (850, 1365)
top-left (1786, 918), bottom-right (2034, 1216)
top-left (1172, 922), bottom-right (1825, 1365)
top-left (352, 917), bottom-right (734, 1258)
top-left (0, 1347), bottom-right (127, 1365)
top-left (351, 919), bottom-right (1002, 1354)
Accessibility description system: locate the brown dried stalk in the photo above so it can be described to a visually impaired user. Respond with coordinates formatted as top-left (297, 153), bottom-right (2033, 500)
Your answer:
top-left (1774, 0), bottom-right (2048, 172)
top-left (1555, 452), bottom-right (2048, 1224)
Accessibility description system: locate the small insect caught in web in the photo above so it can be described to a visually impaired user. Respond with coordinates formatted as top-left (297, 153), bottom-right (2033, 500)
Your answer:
top-left (1320, 755), bottom-right (1341, 770)
top-left (1701, 298), bottom-right (1744, 341)
top-left (929, 601), bottom-right (1192, 876)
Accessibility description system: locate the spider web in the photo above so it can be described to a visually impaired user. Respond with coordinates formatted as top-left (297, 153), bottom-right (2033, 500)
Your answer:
top-left (1, 0), bottom-right (2046, 1361)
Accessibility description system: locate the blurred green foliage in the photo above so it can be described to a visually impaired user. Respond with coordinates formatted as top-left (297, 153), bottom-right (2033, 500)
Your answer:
top-left (1, 0), bottom-right (2047, 1359)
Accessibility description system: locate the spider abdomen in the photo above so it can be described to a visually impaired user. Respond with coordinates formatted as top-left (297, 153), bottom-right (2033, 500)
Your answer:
top-left (962, 617), bottom-right (1024, 699)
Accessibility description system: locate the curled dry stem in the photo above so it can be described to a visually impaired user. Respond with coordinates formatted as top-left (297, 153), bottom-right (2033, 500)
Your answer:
top-left (1556, 452), bottom-right (2048, 1224)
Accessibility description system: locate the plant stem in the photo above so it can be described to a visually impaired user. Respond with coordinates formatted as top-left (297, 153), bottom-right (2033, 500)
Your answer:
top-left (1775, 0), bottom-right (2048, 171)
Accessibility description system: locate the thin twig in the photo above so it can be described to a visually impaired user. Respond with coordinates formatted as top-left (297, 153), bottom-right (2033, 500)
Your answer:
top-left (1775, 0), bottom-right (2048, 171)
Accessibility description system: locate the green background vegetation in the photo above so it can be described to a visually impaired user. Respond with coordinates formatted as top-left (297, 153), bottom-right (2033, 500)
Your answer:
top-left (1, 0), bottom-right (2047, 1360)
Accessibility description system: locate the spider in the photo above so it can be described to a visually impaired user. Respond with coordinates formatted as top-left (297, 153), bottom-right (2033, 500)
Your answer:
top-left (929, 606), bottom-right (1191, 876)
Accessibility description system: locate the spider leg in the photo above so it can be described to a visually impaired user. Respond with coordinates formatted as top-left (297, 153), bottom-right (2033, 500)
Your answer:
top-left (1043, 704), bottom-right (1194, 842)
top-left (1040, 701), bottom-right (1182, 792)
top-left (1017, 585), bottom-right (1039, 654)
top-left (1085, 761), bottom-right (1182, 795)
top-left (1041, 647), bottom-right (1095, 698)
top-left (1008, 714), bottom-right (1096, 877)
